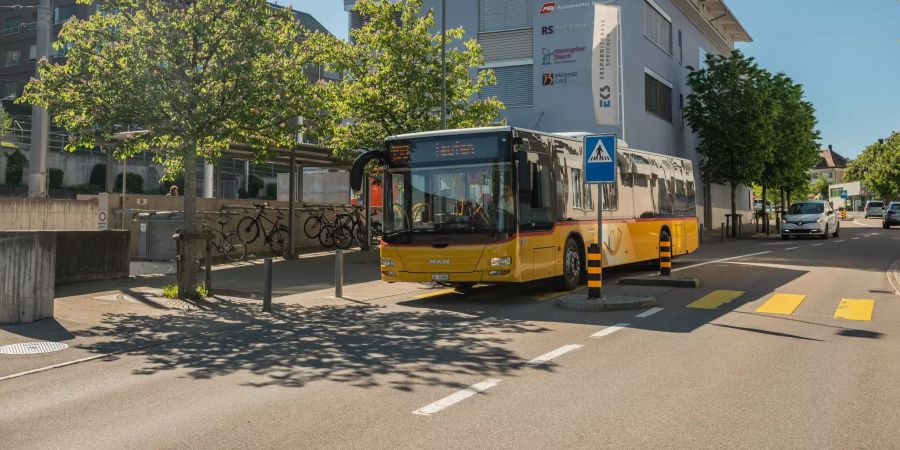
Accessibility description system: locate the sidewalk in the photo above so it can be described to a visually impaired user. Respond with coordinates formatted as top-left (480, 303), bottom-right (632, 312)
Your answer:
top-left (0, 249), bottom-right (434, 379)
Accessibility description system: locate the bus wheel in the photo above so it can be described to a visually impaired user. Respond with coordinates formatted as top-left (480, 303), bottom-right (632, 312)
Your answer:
top-left (559, 238), bottom-right (582, 291)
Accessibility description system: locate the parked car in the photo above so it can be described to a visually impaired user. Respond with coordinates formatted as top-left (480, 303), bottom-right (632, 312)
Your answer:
top-left (864, 200), bottom-right (885, 218)
top-left (781, 200), bottom-right (839, 240)
top-left (883, 202), bottom-right (900, 229)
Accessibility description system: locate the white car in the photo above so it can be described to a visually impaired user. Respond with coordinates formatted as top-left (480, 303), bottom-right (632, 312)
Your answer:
top-left (781, 200), bottom-right (839, 240)
top-left (864, 200), bottom-right (885, 218)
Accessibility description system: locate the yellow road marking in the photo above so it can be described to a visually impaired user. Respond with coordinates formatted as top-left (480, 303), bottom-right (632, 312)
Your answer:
top-left (533, 290), bottom-right (582, 301)
top-left (414, 288), bottom-right (458, 299)
top-left (755, 293), bottom-right (807, 315)
top-left (687, 290), bottom-right (744, 310)
top-left (834, 299), bottom-right (874, 321)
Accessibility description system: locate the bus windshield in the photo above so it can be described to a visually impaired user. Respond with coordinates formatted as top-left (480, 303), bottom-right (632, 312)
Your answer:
top-left (383, 133), bottom-right (514, 244)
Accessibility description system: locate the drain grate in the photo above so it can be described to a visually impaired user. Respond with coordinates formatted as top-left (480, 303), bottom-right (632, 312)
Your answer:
top-left (0, 341), bottom-right (69, 355)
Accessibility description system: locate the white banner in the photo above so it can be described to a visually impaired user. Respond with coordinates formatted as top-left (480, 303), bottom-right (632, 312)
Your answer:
top-left (592, 4), bottom-right (619, 126)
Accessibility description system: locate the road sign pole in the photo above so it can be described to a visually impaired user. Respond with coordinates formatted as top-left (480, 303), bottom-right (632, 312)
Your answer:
top-left (589, 190), bottom-right (603, 299)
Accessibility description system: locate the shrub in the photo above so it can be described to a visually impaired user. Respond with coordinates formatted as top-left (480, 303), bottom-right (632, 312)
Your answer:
top-left (89, 163), bottom-right (106, 187)
top-left (161, 283), bottom-right (207, 300)
top-left (70, 183), bottom-right (103, 194)
top-left (5, 150), bottom-right (26, 186)
top-left (114, 172), bottom-right (144, 194)
top-left (247, 175), bottom-right (263, 198)
top-left (265, 182), bottom-right (277, 199)
top-left (48, 168), bottom-right (64, 189)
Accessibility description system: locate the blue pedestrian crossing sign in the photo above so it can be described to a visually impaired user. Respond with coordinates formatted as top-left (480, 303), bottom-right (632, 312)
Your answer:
top-left (584, 134), bottom-right (616, 184)
top-left (840, 190), bottom-right (848, 199)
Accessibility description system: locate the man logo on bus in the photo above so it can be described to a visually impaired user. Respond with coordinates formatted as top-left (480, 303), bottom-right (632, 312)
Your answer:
top-left (588, 138), bottom-right (612, 163)
top-left (539, 2), bottom-right (556, 15)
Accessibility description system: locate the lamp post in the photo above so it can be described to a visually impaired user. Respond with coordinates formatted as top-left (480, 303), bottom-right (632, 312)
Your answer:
top-left (440, 0), bottom-right (446, 130)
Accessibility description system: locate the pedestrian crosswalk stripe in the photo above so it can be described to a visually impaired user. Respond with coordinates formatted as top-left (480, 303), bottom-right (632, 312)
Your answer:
top-left (686, 290), bottom-right (744, 310)
top-left (834, 298), bottom-right (874, 321)
top-left (755, 293), bottom-right (807, 315)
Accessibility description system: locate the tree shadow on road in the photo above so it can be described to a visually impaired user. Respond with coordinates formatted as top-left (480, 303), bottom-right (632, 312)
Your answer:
top-left (71, 298), bottom-right (551, 391)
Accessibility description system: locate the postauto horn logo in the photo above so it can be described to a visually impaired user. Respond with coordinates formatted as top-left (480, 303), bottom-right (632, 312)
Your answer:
top-left (539, 2), bottom-right (556, 15)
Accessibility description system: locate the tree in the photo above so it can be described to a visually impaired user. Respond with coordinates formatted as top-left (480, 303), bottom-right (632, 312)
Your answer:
top-left (847, 132), bottom-right (900, 200)
top-left (756, 73), bottom-right (820, 229)
top-left (685, 50), bottom-right (775, 236)
top-left (810, 176), bottom-right (829, 200)
top-left (302, 0), bottom-right (504, 156)
top-left (21, 0), bottom-right (316, 298)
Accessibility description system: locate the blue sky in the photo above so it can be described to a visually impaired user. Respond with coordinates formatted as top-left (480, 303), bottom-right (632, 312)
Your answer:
top-left (286, 1), bottom-right (900, 158)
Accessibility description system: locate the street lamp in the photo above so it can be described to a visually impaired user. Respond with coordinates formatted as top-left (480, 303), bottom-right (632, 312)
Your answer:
top-left (440, 0), bottom-right (446, 130)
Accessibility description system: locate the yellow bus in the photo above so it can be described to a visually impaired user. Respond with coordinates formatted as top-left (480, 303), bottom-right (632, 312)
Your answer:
top-left (350, 126), bottom-right (699, 291)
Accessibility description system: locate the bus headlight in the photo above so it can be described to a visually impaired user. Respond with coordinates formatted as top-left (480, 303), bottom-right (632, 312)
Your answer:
top-left (382, 270), bottom-right (397, 276)
top-left (490, 257), bottom-right (511, 266)
top-left (381, 258), bottom-right (394, 267)
top-left (488, 270), bottom-right (511, 276)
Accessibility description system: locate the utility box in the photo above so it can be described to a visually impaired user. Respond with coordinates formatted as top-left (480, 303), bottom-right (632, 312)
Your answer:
top-left (137, 211), bottom-right (183, 261)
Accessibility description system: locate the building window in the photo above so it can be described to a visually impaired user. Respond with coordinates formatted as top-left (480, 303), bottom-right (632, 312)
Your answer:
top-left (679, 93), bottom-right (684, 128)
top-left (54, 5), bottom-right (77, 24)
top-left (479, 64), bottom-right (533, 107)
top-left (480, 0), bottom-right (531, 33)
top-left (28, 45), bottom-right (36, 61)
top-left (699, 47), bottom-right (708, 69)
top-left (5, 49), bottom-right (19, 67)
top-left (1, 82), bottom-right (19, 98)
top-left (644, 69), bottom-right (673, 122)
top-left (644, 0), bottom-right (672, 55)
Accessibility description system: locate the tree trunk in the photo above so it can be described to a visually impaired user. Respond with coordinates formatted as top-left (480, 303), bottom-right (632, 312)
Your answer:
top-left (704, 167), bottom-right (712, 231)
top-left (762, 184), bottom-right (768, 234)
top-left (178, 143), bottom-right (199, 299)
top-left (730, 182), bottom-right (737, 237)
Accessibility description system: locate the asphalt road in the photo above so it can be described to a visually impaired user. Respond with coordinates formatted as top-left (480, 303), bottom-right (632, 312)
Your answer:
top-left (2, 217), bottom-right (899, 449)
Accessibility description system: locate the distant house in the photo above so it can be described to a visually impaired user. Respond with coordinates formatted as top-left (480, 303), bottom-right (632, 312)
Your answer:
top-left (810, 145), bottom-right (849, 184)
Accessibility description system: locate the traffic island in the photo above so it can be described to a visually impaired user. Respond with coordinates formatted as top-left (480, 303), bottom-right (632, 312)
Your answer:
top-left (555, 293), bottom-right (656, 311)
top-left (618, 275), bottom-right (700, 288)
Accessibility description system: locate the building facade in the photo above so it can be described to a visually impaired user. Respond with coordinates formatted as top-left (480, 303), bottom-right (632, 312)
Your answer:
top-left (811, 145), bottom-right (849, 184)
top-left (0, 2), bottom-right (336, 198)
top-left (345, 0), bottom-right (754, 229)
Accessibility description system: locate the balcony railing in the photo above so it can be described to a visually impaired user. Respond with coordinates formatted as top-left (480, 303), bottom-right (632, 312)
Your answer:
top-left (0, 22), bottom-right (37, 37)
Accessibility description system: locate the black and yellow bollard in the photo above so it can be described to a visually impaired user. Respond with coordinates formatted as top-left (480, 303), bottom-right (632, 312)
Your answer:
top-left (587, 243), bottom-right (603, 299)
top-left (659, 234), bottom-right (672, 276)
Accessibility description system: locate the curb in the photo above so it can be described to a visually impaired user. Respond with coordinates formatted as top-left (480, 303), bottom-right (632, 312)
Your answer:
top-left (555, 293), bottom-right (656, 311)
top-left (618, 275), bottom-right (700, 288)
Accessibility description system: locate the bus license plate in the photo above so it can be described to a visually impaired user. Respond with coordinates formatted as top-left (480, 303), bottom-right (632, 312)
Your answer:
top-left (431, 274), bottom-right (449, 282)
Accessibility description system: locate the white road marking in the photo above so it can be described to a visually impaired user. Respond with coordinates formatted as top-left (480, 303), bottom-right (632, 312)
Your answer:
top-left (812, 243), bottom-right (823, 246)
top-left (526, 344), bottom-right (583, 368)
top-left (671, 251), bottom-right (772, 273)
top-left (786, 247), bottom-right (799, 250)
top-left (412, 379), bottom-right (501, 416)
top-left (635, 307), bottom-right (663, 318)
top-left (834, 240), bottom-right (845, 243)
top-left (851, 237), bottom-right (860, 240)
top-left (591, 323), bottom-right (630, 338)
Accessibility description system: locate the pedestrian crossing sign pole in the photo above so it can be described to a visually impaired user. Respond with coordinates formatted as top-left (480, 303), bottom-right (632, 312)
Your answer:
top-left (584, 134), bottom-right (617, 299)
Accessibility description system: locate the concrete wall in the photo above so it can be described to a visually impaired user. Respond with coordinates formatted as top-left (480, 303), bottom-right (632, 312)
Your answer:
top-left (0, 232), bottom-right (55, 324)
top-left (0, 197), bottom-right (99, 230)
top-left (55, 231), bottom-right (130, 285)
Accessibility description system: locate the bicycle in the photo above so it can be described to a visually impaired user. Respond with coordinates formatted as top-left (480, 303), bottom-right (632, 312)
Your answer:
top-left (202, 215), bottom-right (247, 262)
top-left (319, 220), bottom-right (354, 249)
top-left (303, 205), bottom-right (335, 240)
top-left (341, 206), bottom-right (383, 247)
top-left (236, 202), bottom-right (290, 256)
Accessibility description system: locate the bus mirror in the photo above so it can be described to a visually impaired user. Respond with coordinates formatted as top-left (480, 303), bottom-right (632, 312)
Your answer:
top-left (517, 151), bottom-right (532, 193)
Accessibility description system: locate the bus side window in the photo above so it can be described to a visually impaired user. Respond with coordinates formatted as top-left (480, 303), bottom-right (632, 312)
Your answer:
top-left (520, 163), bottom-right (555, 230)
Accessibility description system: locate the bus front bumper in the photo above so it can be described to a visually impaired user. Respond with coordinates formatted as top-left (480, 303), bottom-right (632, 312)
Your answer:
top-left (380, 270), bottom-right (515, 284)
